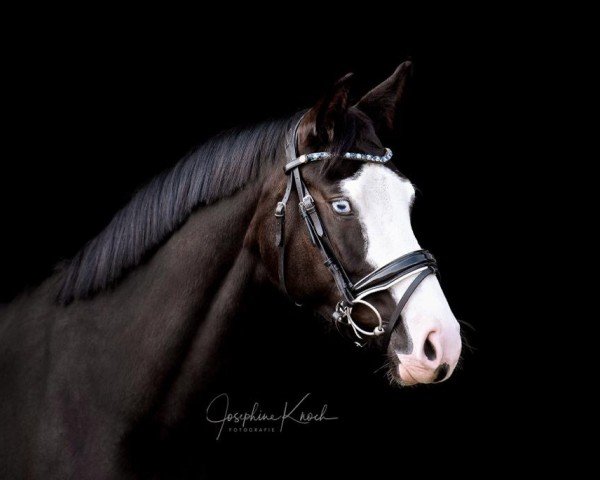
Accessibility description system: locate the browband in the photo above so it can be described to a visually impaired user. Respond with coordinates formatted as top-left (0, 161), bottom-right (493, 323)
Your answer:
top-left (284, 148), bottom-right (393, 172)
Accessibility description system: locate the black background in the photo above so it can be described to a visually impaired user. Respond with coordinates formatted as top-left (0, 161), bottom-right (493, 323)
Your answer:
top-left (0, 16), bottom-right (544, 477)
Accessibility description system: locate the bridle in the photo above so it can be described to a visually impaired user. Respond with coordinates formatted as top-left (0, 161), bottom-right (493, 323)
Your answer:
top-left (275, 117), bottom-right (438, 346)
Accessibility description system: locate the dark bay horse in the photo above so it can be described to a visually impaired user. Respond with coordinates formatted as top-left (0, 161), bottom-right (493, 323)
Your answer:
top-left (0, 61), bottom-right (461, 478)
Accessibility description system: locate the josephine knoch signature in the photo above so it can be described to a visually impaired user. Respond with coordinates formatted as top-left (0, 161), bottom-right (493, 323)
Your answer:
top-left (206, 392), bottom-right (339, 440)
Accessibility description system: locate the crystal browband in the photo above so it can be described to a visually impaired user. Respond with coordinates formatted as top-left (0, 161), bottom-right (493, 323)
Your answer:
top-left (284, 148), bottom-right (393, 173)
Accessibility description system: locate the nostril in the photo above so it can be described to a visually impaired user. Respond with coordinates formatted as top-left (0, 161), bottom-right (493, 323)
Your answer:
top-left (424, 337), bottom-right (437, 361)
top-left (433, 363), bottom-right (449, 383)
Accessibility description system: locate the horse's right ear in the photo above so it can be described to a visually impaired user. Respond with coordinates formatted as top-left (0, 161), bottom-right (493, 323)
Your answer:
top-left (355, 61), bottom-right (413, 132)
top-left (299, 73), bottom-right (353, 146)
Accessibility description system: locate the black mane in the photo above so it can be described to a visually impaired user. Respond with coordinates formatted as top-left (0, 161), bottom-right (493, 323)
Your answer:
top-left (56, 107), bottom-right (366, 305)
top-left (57, 116), bottom-right (295, 304)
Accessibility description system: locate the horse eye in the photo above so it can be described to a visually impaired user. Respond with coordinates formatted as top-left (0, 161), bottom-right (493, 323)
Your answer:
top-left (331, 200), bottom-right (352, 215)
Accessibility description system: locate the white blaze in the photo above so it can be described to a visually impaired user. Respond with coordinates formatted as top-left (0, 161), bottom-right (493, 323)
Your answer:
top-left (340, 164), bottom-right (461, 381)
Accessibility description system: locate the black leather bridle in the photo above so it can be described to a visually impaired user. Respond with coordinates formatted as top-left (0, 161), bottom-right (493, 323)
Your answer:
top-left (275, 118), bottom-right (438, 346)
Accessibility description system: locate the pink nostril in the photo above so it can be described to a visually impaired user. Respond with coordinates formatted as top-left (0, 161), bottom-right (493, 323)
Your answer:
top-left (424, 337), bottom-right (437, 361)
top-left (422, 331), bottom-right (442, 365)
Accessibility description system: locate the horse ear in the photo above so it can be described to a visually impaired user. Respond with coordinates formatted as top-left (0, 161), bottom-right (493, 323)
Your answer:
top-left (355, 61), bottom-right (412, 132)
top-left (300, 73), bottom-right (352, 145)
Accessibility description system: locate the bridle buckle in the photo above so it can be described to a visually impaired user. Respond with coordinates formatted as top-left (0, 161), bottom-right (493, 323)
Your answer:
top-left (274, 202), bottom-right (286, 217)
top-left (301, 194), bottom-right (315, 212)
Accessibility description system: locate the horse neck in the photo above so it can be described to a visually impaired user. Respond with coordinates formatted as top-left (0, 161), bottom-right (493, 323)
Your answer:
top-left (118, 183), bottom-right (261, 321)
top-left (0, 181), bottom-right (266, 474)
top-left (122, 181), bottom-right (262, 384)
top-left (44, 183), bottom-right (261, 424)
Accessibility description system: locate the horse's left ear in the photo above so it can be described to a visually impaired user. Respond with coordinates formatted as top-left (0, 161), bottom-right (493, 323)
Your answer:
top-left (355, 61), bottom-right (413, 132)
top-left (300, 73), bottom-right (353, 145)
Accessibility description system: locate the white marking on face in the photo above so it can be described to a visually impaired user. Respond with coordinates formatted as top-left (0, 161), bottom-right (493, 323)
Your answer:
top-left (340, 164), bottom-right (461, 384)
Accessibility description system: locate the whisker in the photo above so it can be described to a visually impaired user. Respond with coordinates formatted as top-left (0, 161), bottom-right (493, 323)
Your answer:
top-left (457, 318), bottom-right (476, 332)
top-left (460, 332), bottom-right (476, 353)
top-left (374, 361), bottom-right (391, 374)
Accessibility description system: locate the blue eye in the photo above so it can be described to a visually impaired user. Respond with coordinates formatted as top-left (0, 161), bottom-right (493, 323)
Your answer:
top-left (332, 199), bottom-right (352, 215)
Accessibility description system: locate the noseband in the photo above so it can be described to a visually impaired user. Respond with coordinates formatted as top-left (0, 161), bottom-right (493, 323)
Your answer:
top-left (275, 118), bottom-right (438, 346)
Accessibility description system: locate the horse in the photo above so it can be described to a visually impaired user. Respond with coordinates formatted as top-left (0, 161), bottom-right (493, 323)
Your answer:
top-left (0, 61), bottom-right (462, 478)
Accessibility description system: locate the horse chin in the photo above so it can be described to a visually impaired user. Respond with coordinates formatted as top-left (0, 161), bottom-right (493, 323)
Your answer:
top-left (386, 345), bottom-right (434, 387)
top-left (386, 356), bottom-right (418, 387)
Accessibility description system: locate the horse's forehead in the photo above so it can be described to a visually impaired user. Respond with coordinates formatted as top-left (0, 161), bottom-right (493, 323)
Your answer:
top-left (340, 164), bottom-right (415, 206)
top-left (339, 163), bottom-right (418, 268)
